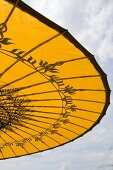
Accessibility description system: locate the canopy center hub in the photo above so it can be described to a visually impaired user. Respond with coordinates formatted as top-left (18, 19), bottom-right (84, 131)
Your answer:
top-left (0, 88), bottom-right (31, 130)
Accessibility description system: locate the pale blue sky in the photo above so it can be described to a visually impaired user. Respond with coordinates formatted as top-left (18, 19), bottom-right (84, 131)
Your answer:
top-left (0, 0), bottom-right (113, 169)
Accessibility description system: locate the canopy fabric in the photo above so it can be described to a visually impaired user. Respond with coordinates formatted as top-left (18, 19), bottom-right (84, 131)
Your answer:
top-left (0, 0), bottom-right (110, 159)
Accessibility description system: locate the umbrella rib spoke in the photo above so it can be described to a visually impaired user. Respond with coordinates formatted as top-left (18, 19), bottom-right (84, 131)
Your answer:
top-left (0, 0), bottom-right (20, 31)
top-left (12, 125), bottom-right (35, 136)
top-left (0, 30), bottom-right (66, 78)
top-left (68, 122), bottom-right (88, 130)
top-left (24, 112), bottom-right (95, 123)
top-left (18, 98), bottom-right (105, 103)
top-left (0, 135), bottom-right (17, 157)
top-left (60, 126), bottom-right (79, 135)
top-left (61, 56), bottom-right (87, 64)
top-left (2, 89), bottom-right (107, 104)
top-left (19, 80), bottom-right (50, 91)
top-left (0, 0), bottom-right (20, 44)
top-left (23, 112), bottom-right (87, 135)
top-left (70, 115), bottom-right (95, 122)
top-left (56, 132), bottom-right (70, 140)
top-left (23, 117), bottom-right (54, 125)
top-left (0, 70), bottom-right (37, 89)
top-left (20, 121), bottom-right (71, 141)
top-left (3, 104), bottom-right (100, 114)
top-left (0, 50), bottom-right (15, 59)
top-left (30, 98), bottom-right (105, 103)
top-left (22, 116), bottom-right (81, 137)
top-left (0, 129), bottom-right (29, 154)
top-left (0, 49), bottom-right (37, 71)
top-left (76, 108), bottom-right (100, 114)
top-left (17, 124), bottom-right (61, 145)
top-left (72, 98), bottom-right (105, 104)
top-left (21, 120), bottom-right (49, 129)
top-left (75, 89), bottom-right (107, 92)
top-left (62, 75), bottom-right (100, 80)
top-left (0, 59), bottom-right (20, 78)
top-left (17, 122), bottom-right (42, 133)
top-left (8, 90), bottom-right (59, 98)
top-left (12, 124), bottom-right (63, 145)
top-left (0, 148), bottom-right (4, 159)
top-left (22, 30), bottom-right (67, 58)
top-left (0, 64), bottom-right (48, 89)
top-left (19, 122), bottom-right (64, 143)
top-left (10, 127), bottom-right (40, 151)
top-left (12, 125), bottom-right (51, 150)
top-left (6, 90), bottom-right (107, 103)
top-left (0, 80), bottom-right (49, 92)
top-left (46, 135), bottom-right (61, 145)
top-left (27, 98), bottom-right (63, 102)
top-left (25, 112), bottom-right (60, 117)
top-left (24, 115), bottom-right (60, 121)
top-left (9, 130), bottom-right (35, 153)
top-left (24, 110), bottom-right (60, 115)
top-left (24, 105), bottom-right (100, 114)
top-left (0, 82), bottom-right (107, 95)
top-left (16, 125), bottom-right (64, 146)
top-left (0, 108), bottom-right (97, 123)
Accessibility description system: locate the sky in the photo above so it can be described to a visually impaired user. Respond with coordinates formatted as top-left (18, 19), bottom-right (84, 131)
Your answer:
top-left (0, 0), bottom-right (113, 169)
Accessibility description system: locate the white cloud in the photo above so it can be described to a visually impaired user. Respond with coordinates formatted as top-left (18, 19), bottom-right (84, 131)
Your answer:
top-left (79, 0), bottom-right (113, 63)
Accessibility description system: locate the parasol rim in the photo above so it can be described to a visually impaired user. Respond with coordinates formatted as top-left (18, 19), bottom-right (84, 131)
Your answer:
top-left (1, 0), bottom-right (111, 160)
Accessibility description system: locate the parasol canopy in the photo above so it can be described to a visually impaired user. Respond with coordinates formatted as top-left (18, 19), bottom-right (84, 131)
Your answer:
top-left (0, 0), bottom-right (110, 159)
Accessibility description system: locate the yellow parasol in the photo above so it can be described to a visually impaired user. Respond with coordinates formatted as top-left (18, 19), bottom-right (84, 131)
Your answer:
top-left (0, 0), bottom-right (110, 159)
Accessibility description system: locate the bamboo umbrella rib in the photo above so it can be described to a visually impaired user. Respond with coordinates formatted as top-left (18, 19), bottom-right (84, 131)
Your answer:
top-left (23, 115), bottom-right (93, 129)
top-left (0, 31), bottom-right (67, 78)
top-left (20, 120), bottom-right (72, 140)
top-left (10, 128), bottom-right (41, 151)
top-left (0, 90), bottom-right (107, 101)
top-left (12, 125), bottom-right (61, 145)
top-left (0, 149), bottom-right (4, 159)
top-left (1, 129), bottom-right (29, 154)
top-left (23, 113), bottom-right (95, 123)
top-left (0, 55), bottom-right (87, 89)
top-left (17, 105), bottom-right (101, 114)
top-left (22, 117), bottom-right (88, 131)
top-left (0, 135), bottom-right (17, 157)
